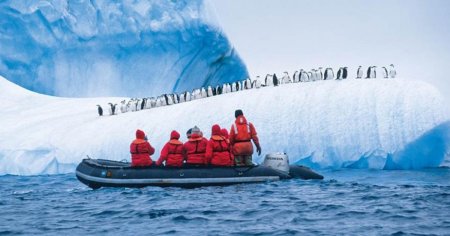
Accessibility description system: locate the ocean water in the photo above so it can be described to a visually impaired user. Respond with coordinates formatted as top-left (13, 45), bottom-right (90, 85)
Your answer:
top-left (1, 168), bottom-right (450, 235)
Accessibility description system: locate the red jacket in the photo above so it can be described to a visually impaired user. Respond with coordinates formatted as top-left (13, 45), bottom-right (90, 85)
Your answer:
top-left (130, 129), bottom-right (155, 167)
top-left (206, 125), bottom-right (232, 166)
top-left (183, 133), bottom-right (208, 164)
top-left (156, 131), bottom-right (184, 167)
top-left (229, 115), bottom-right (259, 156)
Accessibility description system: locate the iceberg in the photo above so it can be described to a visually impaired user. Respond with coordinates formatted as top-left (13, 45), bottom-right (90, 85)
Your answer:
top-left (0, 0), bottom-right (248, 97)
top-left (0, 75), bottom-right (449, 175)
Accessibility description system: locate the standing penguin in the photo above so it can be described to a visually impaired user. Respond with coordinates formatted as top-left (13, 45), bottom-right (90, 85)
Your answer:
top-left (342, 67), bottom-right (348, 79)
top-left (366, 66), bottom-right (377, 79)
top-left (265, 74), bottom-right (273, 87)
top-left (318, 67), bottom-right (324, 80)
top-left (207, 86), bottom-right (214, 97)
top-left (336, 68), bottom-right (343, 80)
top-left (96, 105), bottom-right (103, 116)
top-left (356, 66), bottom-right (363, 79)
top-left (120, 100), bottom-right (127, 113)
top-left (324, 68), bottom-right (334, 80)
top-left (140, 98), bottom-right (147, 110)
top-left (281, 72), bottom-right (291, 84)
top-left (382, 67), bottom-right (389, 78)
top-left (273, 73), bottom-right (279, 86)
top-left (389, 64), bottom-right (396, 78)
top-left (108, 103), bottom-right (117, 115)
top-left (293, 71), bottom-right (299, 83)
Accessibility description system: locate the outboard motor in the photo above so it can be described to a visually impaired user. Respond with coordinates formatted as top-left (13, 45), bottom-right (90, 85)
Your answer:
top-left (262, 152), bottom-right (290, 175)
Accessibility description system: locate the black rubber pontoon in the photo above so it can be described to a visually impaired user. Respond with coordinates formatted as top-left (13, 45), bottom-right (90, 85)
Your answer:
top-left (76, 159), bottom-right (323, 189)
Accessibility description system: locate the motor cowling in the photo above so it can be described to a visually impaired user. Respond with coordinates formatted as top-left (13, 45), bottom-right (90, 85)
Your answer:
top-left (262, 152), bottom-right (290, 174)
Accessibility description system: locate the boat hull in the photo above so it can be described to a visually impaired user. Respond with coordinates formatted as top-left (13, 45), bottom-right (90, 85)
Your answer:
top-left (76, 159), bottom-right (323, 188)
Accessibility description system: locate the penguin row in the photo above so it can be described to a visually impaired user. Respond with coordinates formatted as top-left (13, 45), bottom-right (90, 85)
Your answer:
top-left (95, 64), bottom-right (397, 116)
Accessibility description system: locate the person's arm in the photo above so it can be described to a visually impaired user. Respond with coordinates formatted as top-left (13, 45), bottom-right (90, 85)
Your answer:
top-left (205, 140), bottom-right (213, 164)
top-left (250, 123), bottom-right (261, 155)
top-left (229, 125), bottom-right (235, 145)
top-left (156, 143), bottom-right (168, 166)
top-left (147, 142), bottom-right (155, 156)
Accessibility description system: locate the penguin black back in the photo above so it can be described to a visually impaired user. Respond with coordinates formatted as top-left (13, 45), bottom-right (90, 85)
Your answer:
top-left (96, 105), bottom-right (103, 116)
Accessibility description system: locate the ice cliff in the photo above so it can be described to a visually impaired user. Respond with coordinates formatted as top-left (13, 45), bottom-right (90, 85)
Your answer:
top-left (0, 0), bottom-right (248, 97)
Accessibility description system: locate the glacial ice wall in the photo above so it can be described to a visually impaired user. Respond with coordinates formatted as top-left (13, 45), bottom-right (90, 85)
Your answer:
top-left (0, 75), bottom-right (449, 175)
top-left (0, 0), bottom-right (248, 97)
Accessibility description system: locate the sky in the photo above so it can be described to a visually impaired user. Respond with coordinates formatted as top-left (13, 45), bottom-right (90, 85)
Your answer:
top-left (210, 0), bottom-right (450, 102)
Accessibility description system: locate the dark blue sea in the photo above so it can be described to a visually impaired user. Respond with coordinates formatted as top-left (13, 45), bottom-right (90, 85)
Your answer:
top-left (1, 167), bottom-right (450, 235)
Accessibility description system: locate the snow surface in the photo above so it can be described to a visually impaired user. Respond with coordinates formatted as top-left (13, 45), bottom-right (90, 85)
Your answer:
top-left (0, 0), bottom-right (248, 97)
top-left (0, 75), bottom-right (449, 175)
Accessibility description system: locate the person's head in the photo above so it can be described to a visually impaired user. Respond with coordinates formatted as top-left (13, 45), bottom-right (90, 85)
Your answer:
top-left (221, 128), bottom-right (229, 139)
top-left (235, 109), bottom-right (244, 118)
top-left (191, 126), bottom-right (201, 135)
top-left (136, 129), bottom-right (146, 140)
top-left (186, 128), bottom-right (192, 138)
top-left (211, 124), bottom-right (221, 135)
top-left (170, 130), bottom-right (180, 140)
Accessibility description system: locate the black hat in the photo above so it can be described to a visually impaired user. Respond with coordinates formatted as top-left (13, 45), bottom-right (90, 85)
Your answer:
top-left (235, 109), bottom-right (243, 118)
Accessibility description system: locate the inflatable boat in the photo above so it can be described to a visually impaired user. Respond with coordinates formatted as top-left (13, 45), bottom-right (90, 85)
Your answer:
top-left (76, 153), bottom-right (323, 189)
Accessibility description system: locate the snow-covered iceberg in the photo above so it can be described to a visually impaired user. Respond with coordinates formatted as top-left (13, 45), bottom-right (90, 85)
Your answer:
top-left (0, 0), bottom-right (248, 97)
top-left (0, 75), bottom-right (449, 175)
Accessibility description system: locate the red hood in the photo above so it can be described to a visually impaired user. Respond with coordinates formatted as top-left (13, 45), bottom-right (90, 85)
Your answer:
top-left (235, 115), bottom-right (248, 125)
top-left (211, 124), bottom-right (221, 135)
top-left (170, 130), bottom-right (180, 140)
top-left (136, 129), bottom-right (146, 139)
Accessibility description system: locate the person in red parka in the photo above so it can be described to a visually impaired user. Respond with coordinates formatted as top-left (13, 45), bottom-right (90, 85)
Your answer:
top-left (156, 130), bottom-right (184, 167)
top-left (130, 129), bottom-right (155, 167)
top-left (183, 126), bottom-right (208, 165)
top-left (229, 109), bottom-right (261, 166)
top-left (206, 124), bottom-right (232, 166)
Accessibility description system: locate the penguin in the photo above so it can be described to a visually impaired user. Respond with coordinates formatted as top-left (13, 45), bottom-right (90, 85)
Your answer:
top-left (382, 66), bottom-right (389, 78)
top-left (356, 66), bottom-right (363, 79)
top-left (135, 99), bottom-right (141, 111)
top-left (282, 72), bottom-right (291, 84)
top-left (318, 67), bottom-right (324, 80)
top-left (244, 78), bottom-right (252, 89)
top-left (236, 81), bottom-right (241, 91)
top-left (299, 70), bottom-right (306, 82)
top-left (140, 98), bottom-right (146, 110)
top-left (336, 68), bottom-right (343, 80)
top-left (200, 87), bottom-right (207, 98)
top-left (179, 93), bottom-right (186, 103)
top-left (265, 74), bottom-right (273, 87)
top-left (310, 70), bottom-right (317, 81)
top-left (293, 71), bottom-right (299, 83)
top-left (149, 97), bottom-right (156, 108)
top-left (96, 105), bottom-right (103, 116)
top-left (323, 68), bottom-right (330, 80)
top-left (307, 71), bottom-right (314, 82)
top-left (342, 67), bottom-right (348, 79)
top-left (231, 82), bottom-right (237, 92)
top-left (120, 100), bottom-right (127, 113)
top-left (207, 86), bottom-right (214, 97)
top-left (174, 94), bottom-right (180, 104)
top-left (184, 91), bottom-right (192, 102)
top-left (166, 94), bottom-right (174, 105)
top-left (212, 87), bottom-right (217, 96)
top-left (389, 64), bottom-right (396, 78)
top-left (371, 66), bottom-right (377, 78)
top-left (366, 66), bottom-right (377, 79)
top-left (216, 85), bottom-right (222, 95)
top-left (273, 73), bottom-right (279, 86)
